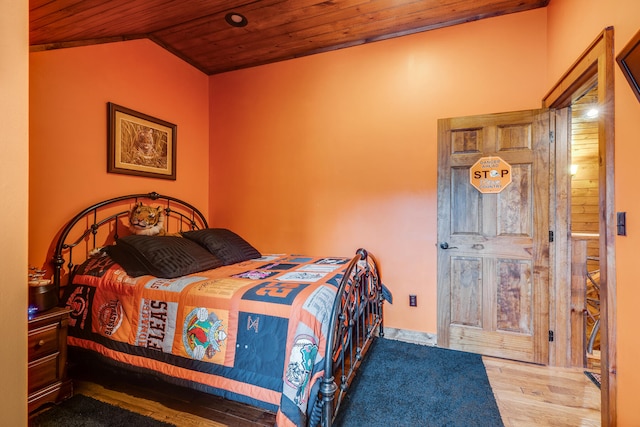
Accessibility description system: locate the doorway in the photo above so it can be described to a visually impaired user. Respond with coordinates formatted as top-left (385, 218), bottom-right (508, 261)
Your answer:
top-left (543, 27), bottom-right (616, 426)
top-left (436, 28), bottom-right (615, 426)
top-left (569, 83), bottom-right (602, 372)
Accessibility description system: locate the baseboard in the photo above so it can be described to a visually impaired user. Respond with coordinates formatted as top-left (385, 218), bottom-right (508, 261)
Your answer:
top-left (382, 327), bottom-right (437, 346)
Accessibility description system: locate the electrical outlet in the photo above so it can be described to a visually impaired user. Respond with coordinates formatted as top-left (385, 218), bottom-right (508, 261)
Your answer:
top-left (409, 295), bottom-right (417, 307)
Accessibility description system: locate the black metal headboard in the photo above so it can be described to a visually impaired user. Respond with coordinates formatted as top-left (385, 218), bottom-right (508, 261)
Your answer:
top-left (52, 191), bottom-right (208, 293)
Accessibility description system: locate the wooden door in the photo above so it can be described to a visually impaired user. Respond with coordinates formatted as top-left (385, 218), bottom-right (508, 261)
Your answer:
top-left (437, 109), bottom-right (550, 364)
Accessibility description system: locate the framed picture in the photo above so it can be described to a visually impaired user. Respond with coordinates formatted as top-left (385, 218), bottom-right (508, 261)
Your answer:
top-left (617, 28), bottom-right (640, 103)
top-left (107, 102), bottom-right (177, 180)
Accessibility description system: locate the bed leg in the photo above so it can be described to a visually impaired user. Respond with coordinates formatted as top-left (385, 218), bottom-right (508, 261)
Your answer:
top-left (319, 376), bottom-right (337, 427)
top-left (378, 294), bottom-right (385, 338)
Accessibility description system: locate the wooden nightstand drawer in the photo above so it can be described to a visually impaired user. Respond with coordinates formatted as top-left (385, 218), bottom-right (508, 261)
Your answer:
top-left (28, 353), bottom-right (60, 393)
top-left (28, 324), bottom-right (60, 361)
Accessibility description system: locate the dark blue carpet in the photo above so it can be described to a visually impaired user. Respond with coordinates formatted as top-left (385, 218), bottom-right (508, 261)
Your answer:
top-left (335, 338), bottom-right (504, 427)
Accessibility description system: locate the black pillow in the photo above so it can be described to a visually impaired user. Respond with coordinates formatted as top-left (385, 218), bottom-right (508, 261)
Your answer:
top-left (181, 228), bottom-right (261, 265)
top-left (106, 235), bottom-right (223, 279)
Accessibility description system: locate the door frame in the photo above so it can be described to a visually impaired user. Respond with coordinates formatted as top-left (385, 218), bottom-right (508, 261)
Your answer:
top-left (542, 27), bottom-right (616, 426)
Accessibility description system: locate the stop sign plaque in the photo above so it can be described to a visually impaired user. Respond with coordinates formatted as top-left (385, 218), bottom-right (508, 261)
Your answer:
top-left (470, 156), bottom-right (512, 193)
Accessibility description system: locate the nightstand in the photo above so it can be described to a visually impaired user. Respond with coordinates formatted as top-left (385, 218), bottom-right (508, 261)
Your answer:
top-left (28, 307), bottom-right (73, 413)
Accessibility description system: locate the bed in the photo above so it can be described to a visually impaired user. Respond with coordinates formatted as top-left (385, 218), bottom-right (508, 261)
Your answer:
top-left (51, 192), bottom-right (387, 427)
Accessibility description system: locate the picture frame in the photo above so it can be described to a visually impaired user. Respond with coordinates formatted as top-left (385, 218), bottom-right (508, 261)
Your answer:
top-left (107, 102), bottom-right (177, 180)
top-left (617, 28), bottom-right (640, 103)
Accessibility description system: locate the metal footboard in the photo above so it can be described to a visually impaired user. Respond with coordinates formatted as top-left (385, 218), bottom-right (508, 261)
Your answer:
top-left (315, 248), bottom-right (384, 427)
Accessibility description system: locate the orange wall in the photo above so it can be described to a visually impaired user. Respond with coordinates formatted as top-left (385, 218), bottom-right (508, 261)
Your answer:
top-left (209, 9), bottom-right (548, 333)
top-left (29, 39), bottom-right (210, 270)
top-left (547, 0), bottom-right (640, 425)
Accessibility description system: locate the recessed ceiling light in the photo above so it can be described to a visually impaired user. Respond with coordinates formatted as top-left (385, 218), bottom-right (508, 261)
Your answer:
top-left (225, 12), bottom-right (248, 27)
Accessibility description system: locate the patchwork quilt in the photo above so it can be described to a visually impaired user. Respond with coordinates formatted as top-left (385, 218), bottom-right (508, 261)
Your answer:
top-left (62, 253), bottom-right (352, 426)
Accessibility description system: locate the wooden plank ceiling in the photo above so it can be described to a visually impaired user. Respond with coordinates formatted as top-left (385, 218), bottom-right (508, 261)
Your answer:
top-left (30, 0), bottom-right (549, 75)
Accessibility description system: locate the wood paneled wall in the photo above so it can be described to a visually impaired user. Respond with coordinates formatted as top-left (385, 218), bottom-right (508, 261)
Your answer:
top-left (571, 85), bottom-right (599, 261)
